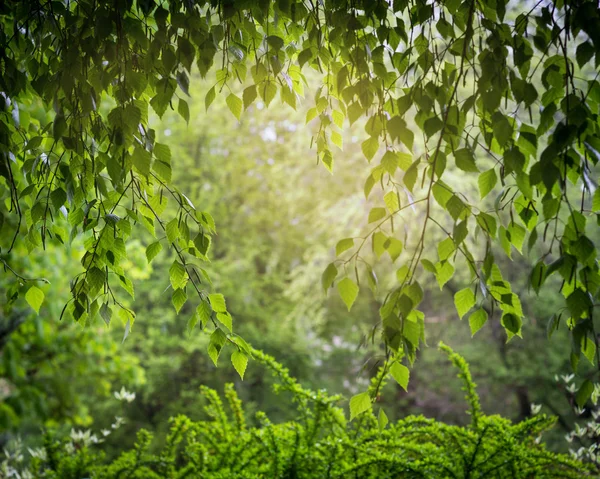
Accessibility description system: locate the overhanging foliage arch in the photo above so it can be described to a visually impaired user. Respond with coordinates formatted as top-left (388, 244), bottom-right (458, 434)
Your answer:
top-left (1, 0), bottom-right (600, 410)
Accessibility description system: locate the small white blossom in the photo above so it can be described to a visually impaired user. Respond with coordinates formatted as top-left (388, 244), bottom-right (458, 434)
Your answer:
top-left (530, 403), bottom-right (542, 415)
top-left (561, 374), bottom-right (575, 384)
top-left (114, 387), bottom-right (136, 403)
top-left (112, 416), bottom-right (126, 429)
top-left (574, 423), bottom-right (587, 437)
top-left (27, 448), bottom-right (46, 460)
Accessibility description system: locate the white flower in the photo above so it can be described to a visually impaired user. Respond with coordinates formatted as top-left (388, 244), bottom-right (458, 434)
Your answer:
top-left (112, 416), bottom-right (126, 429)
top-left (101, 429), bottom-right (111, 437)
top-left (574, 424), bottom-right (587, 437)
top-left (70, 429), bottom-right (90, 442)
top-left (561, 374), bottom-right (575, 384)
top-left (114, 387), bottom-right (136, 403)
top-left (27, 448), bottom-right (46, 460)
top-left (530, 403), bottom-right (542, 415)
top-left (69, 429), bottom-right (100, 446)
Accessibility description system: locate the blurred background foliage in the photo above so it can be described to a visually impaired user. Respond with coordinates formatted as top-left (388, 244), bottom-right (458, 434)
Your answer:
top-left (0, 73), bottom-right (591, 455)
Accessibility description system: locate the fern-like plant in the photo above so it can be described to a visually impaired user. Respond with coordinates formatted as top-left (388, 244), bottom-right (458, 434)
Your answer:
top-left (9, 343), bottom-right (595, 478)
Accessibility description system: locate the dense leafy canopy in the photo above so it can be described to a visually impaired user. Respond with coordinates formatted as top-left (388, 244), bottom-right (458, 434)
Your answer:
top-left (1, 0), bottom-right (600, 415)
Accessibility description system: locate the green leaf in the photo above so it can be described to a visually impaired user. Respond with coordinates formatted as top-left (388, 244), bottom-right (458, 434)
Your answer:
top-left (476, 212), bottom-right (497, 237)
top-left (468, 309), bottom-right (488, 336)
top-left (197, 300), bottom-right (212, 327)
top-left (336, 238), bottom-right (354, 256)
top-left (337, 277), bottom-right (359, 311)
top-left (361, 137), bottom-right (379, 162)
top-left (87, 267), bottom-right (105, 294)
top-left (322, 263), bottom-right (338, 293)
top-left (226, 93), bottom-right (243, 120)
top-left (99, 303), bottom-right (112, 326)
top-left (216, 312), bottom-right (233, 332)
top-left (25, 286), bottom-right (44, 314)
top-left (571, 235), bottom-right (596, 263)
top-left (305, 107), bottom-right (318, 124)
top-left (260, 81), bottom-right (278, 107)
top-left (178, 98), bottom-right (190, 124)
top-left (373, 232), bottom-right (388, 258)
top-left (172, 288), bottom-right (187, 313)
top-left (384, 191), bottom-right (400, 213)
top-left (507, 222), bottom-right (526, 253)
top-left (205, 86), bottom-right (216, 111)
top-left (424, 116), bottom-right (444, 137)
top-left (378, 408), bottom-right (389, 432)
top-left (118, 275), bottom-right (135, 299)
top-left (567, 288), bottom-right (592, 320)
top-left (386, 237), bottom-right (403, 262)
top-left (478, 169), bottom-right (497, 199)
top-left (592, 188), bottom-right (600, 213)
top-left (381, 151), bottom-right (398, 174)
top-left (243, 85), bottom-right (257, 109)
top-left (576, 380), bottom-right (594, 408)
top-left (349, 392), bottom-right (372, 420)
top-left (331, 131), bottom-right (343, 150)
top-left (122, 317), bottom-right (132, 343)
top-left (530, 261), bottom-right (546, 294)
top-left (454, 288), bottom-right (476, 319)
top-left (501, 313), bottom-right (522, 334)
top-left (231, 350), bottom-right (248, 379)
top-left (454, 148), bottom-right (479, 172)
top-left (576, 41), bottom-right (595, 68)
top-left (169, 261), bottom-right (187, 289)
top-left (492, 113), bottom-right (513, 147)
top-left (582, 336), bottom-right (596, 366)
top-left (145, 241), bottom-right (160, 263)
top-left (438, 237), bottom-right (455, 261)
top-left (435, 260), bottom-right (454, 289)
top-left (186, 310), bottom-right (199, 336)
top-left (208, 293), bottom-right (227, 313)
top-left (132, 147), bottom-right (151, 177)
top-left (368, 207), bottom-right (386, 223)
top-left (389, 362), bottom-right (409, 391)
top-left (208, 329), bottom-right (227, 366)
top-left (446, 195), bottom-right (466, 221)
top-left (165, 219), bottom-right (180, 244)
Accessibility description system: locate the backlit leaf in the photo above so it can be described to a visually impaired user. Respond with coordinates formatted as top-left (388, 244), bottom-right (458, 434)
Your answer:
top-left (454, 288), bottom-right (476, 319)
top-left (25, 286), bottom-right (44, 314)
top-left (231, 350), bottom-right (248, 379)
top-left (349, 392), bottom-right (371, 420)
top-left (337, 277), bottom-right (359, 311)
top-left (389, 362), bottom-right (409, 391)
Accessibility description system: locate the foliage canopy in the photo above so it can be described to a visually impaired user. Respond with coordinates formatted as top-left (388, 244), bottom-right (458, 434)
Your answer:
top-left (1, 0), bottom-right (600, 410)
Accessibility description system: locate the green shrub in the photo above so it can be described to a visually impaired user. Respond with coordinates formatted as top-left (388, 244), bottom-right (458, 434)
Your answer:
top-left (8, 343), bottom-right (595, 478)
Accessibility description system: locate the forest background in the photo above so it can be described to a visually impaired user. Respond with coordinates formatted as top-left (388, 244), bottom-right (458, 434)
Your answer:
top-left (1, 72), bottom-right (590, 455)
top-left (1, 0), bottom-right (600, 470)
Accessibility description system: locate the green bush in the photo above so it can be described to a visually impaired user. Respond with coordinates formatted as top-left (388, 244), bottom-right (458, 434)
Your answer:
top-left (9, 344), bottom-right (594, 479)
